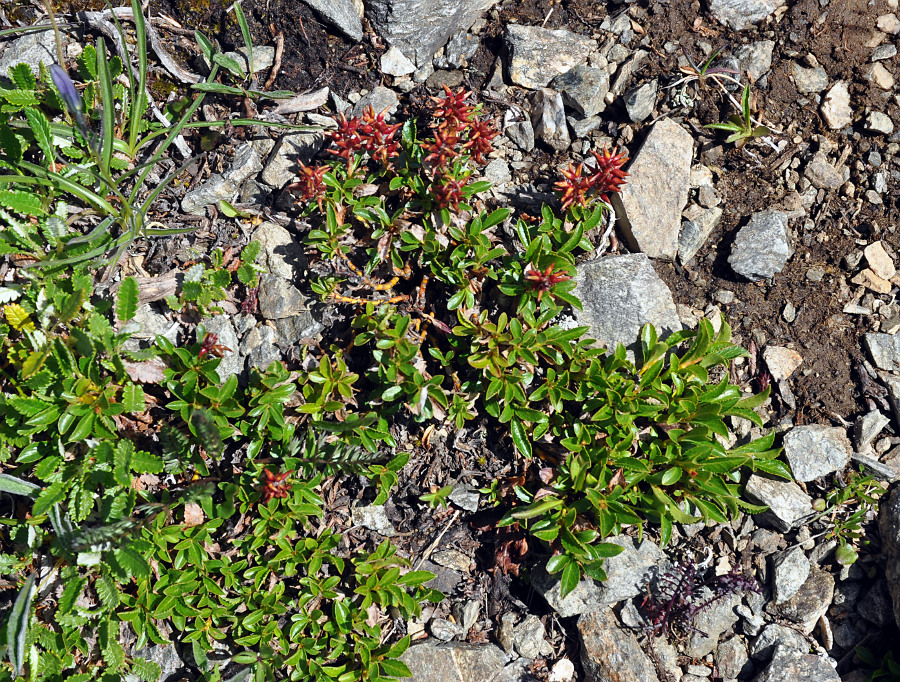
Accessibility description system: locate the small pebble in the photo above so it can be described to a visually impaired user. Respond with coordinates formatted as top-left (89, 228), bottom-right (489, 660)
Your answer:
top-left (783, 302), bottom-right (797, 322)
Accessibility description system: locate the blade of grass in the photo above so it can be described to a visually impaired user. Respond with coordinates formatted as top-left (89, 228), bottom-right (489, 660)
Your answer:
top-left (128, 0), bottom-right (148, 154)
top-left (232, 1), bottom-right (253, 84)
top-left (96, 37), bottom-right (116, 173)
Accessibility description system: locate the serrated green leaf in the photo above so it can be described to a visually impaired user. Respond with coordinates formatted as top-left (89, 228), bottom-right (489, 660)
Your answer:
top-left (0, 190), bottom-right (45, 216)
top-left (115, 545), bottom-right (150, 578)
top-left (117, 276), bottom-right (139, 322)
top-left (131, 657), bottom-right (162, 681)
top-left (131, 449), bottom-right (164, 474)
top-left (10, 63), bottom-right (37, 90)
top-left (33, 481), bottom-right (67, 516)
top-left (23, 107), bottom-right (53, 162)
top-left (122, 383), bottom-right (146, 414)
top-left (95, 574), bottom-right (120, 609)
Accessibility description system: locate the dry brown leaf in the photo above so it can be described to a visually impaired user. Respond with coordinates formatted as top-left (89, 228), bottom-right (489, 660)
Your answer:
top-left (182, 503), bottom-right (205, 528)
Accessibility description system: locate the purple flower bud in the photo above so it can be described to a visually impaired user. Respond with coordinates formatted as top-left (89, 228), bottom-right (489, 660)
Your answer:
top-left (49, 64), bottom-right (89, 139)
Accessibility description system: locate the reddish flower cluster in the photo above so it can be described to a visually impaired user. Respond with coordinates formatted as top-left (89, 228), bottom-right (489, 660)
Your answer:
top-left (523, 263), bottom-right (572, 302)
top-left (328, 106), bottom-right (401, 166)
top-left (289, 162), bottom-right (328, 210)
top-left (425, 85), bottom-right (498, 171)
top-left (430, 174), bottom-right (469, 211)
top-left (198, 332), bottom-right (231, 359)
top-left (430, 85), bottom-right (476, 133)
top-left (554, 147), bottom-right (629, 211)
top-left (259, 468), bottom-right (293, 504)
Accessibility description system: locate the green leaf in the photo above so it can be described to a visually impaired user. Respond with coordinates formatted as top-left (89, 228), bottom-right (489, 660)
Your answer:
top-left (546, 554), bottom-right (569, 574)
top-left (24, 107), bottom-right (54, 163)
top-left (117, 276), bottom-right (139, 322)
top-left (559, 560), bottom-right (581, 598)
top-left (0, 189), bottom-right (45, 216)
top-left (122, 383), bottom-right (146, 413)
top-left (10, 63), bottom-right (36, 91)
top-left (33, 481), bottom-right (67, 516)
top-left (0, 473), bottom-right (40, 498)
top-left (510, 417), bottom-right (532, 458)
top-left (7, 573), bottom-right (35, 677)
top-left (115, 545), bottom-right (151, 578)
top-left (131, 657), bottom-right (162, 682)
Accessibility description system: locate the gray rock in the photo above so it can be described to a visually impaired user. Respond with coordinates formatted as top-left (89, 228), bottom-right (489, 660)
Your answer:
top-left (182, 143), bottom-right (264, 214)
top-left (483, 158), bottom-right (511, 186)
top-left (851, 452), bottom-right (899, 483)
top-left (857, 579), bottom-right (893, 627)
top-left (716, 636), bottom-right (751, 679)
top-left (381, 45), bottom-right (416, 76)
top-left (612, 118), bottom-right (694, 260)
top-left (257, 274), bottom-right (310, 319)
top-left (568, 114), bottom-right (604, 139)
top-left (437, 29), bottom-right (480, 69)
top-left (737, 604), bottom-right (766, 636)
top-left (512, 615), bottom-right (552, 659)
top-left (873, 44), bottom-right (898, 62)
top-left (854, 410), bottom-right (890, 452)
top-left (301, 0), bottom-right (363, 41)
top-left (804, 154), bottom-right (843, 190)
top-left (125, 645), bottom-right (184, 682)
top-left (831, 580), bottom-right (865, 617)
top-left (529, 88), bottom-right (570, 152)
top-left (504, 24), bottom-right (595, 90)
top-left (351, 86), bottom-right (400, 118)
top-left (609, 49), bottom-right (648, 99)
top-left (772, 547), bottom-right (810, 604)
top-left (351, 503), bottom-right (396, 536)
top-left (222, 46), bottom-right (275, 75)
top-left (749, 624), bottom-right (810, 660)
top-left (679, 207), bottom-right (724, 265)
top-left (129, 304), bottom-right (181, 345)
top-left (200, 316), bottom-right (242, 379)
top-left (728, 210), bottom-right (791, 281)
top-left (252, 221), bottom-right (304, 280)
top-left (550, 65), bottom-right (610, 118)
top-left (878, 485), bottom-right (900, 629)
top-left (790, 62), bottom-right (829, 94)
top-left (400, 640), bottom-right (512, 682)
top-left (866, 111), bottom-right (895, 135)
top-left (734, 41), bottom-right (775, 82)
top-left (532, 535), bottom-right (664, 617)
top-left (261, 132), bottom-right (326, 189)
top-left (709, 0), bottom-right (786, 31)
top-left (684, 590), bottom-right (741, 658)
top-left (453, 600), bottom-right (481, 632)
top-left (272, 314), bottom-right (323, 347)
top-left (448, 485), bottom-right (480, 512)
top-left (782, 425), bottom-right (851, 482)
top-left (0, 27), bottom-right (66, 77)
top-left (864, 333), bottom-right (900, 371)
top-left (744, 475), bottom-right (814, 532)
top-left (821, 82), bottom-right (852, 130)
top-left (751, 645), bottom-right (840, 682)
top-left (570, 253), bottom-right (682, 357)
top-left (505, 120), bottom-right (535, 151)
top-left (367, 0), bottom-right (497, 67)
top-left (431, 618), bottom-right (463, 641)
top-left (769, 566), bottom-right (835, 634)
top-left (624, 79), bottom-right (658, 122)
top-left (241, 325), bottom-right (279, 371)
top-left (578, 609), bottom-right (660, 682)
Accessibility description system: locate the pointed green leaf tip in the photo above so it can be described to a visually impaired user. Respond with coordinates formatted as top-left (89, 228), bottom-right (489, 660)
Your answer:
top-left (117, 276), bottom-right (139, 322)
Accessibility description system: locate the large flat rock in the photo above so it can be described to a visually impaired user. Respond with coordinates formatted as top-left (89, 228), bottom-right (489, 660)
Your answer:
top-left (612, 118), bottom-right (694, 260)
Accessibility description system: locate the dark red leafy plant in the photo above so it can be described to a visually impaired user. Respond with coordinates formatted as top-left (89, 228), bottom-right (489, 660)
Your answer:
top-left (288, 162), bottom-right (328, 210)
top-left (554, 146), bottom-right (629, 211)
top-left (259, 468), bottom-right (293, 504)
top-left (523, 263), bottom-right (572, 302)
top-left (198, 332), bottom-right (231, 359)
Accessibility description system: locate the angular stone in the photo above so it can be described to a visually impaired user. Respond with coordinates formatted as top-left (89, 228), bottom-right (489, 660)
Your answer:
top-left (257, 274), bottom-right (310, 320)
top-left (512, 614), bottom-right (552, 659)
top-left (867, 111), bottom-right (895, 135)
top-left (612, 118), bottom-right (694, 261)
top-left (821, 82), bottom-right (852, 129)
top-left (366, 0), bottom-right (498, 67)
top-left (869, 62), bottom-right (896, 90)
top-left (749, 623), bottom-right (810, 660)
top-left (854, 410), bottom-right (890, 452)
top-left (716, 636), bottom-right (751, 679)
top-left (182, 143), bottom-right (264, 214)
top-left (532, 535), bottom-right (664, 617)
top-left (624, 79), bottom-right (658, 122)
top-left (791, 62), bottom-right (828, 94)
top-left (504, 24), bottom-right (595, 90)
top-left (578, 609), bottom-right (660, 682)
top-left (550, 65), bottom-right (610, 118)
top-left (769, 566), bottom-right (835, 634)
top-left (879, 485), bottom-right (900, 629)
top-left (351, 86), bottom-right (400, 118)
top-left (803, 154), bottom-right (842, 190)
top-left (200, 316), bottom-right (242, 378)
top-left (223, 46), bottom-right (275, 74)
top-left (381, 45), bottom-right (416, 76)
top-left (241, 325), bottom-right (279, 371)
top-left (772, 547), bottom-right (810, 604)
top-left (505, 119), bottom-right (535, 152)
top-left (261, 132), bottom-right (326, 189)
top-left (351, 504), bottom-right (396, 536)
top-left (728, 210), bottom-right (791, 281)
top-left (0, 27), bottom-right (67, 77)
top-left (857, 579), bottom-right (894, 627)
top-left (744, 475), bottom-right (814, 532)
top-left (570, 253), bottom-right (682, 357)
top-left (752, 645), bottom-right (840, 682)
top-left (609, 50), bottom-right (649, 99)
top-left (679, 207), bottom-right (724, 265)
top-left (709, 0), bottom-right (786, 30)
top-left (301, 0), bottom-right (363, 41)
top-left (852, 268), bottom-right (892, 294)
top-left (400, 640), bottom-right (510, 682)
top-left (530, 90), bottom-right (570, 152)
top-left (865, 241), bottom-right (896, 280)
top-left (782, 425), bottom-right (851, 482)
top-left (734, 40), bottom-right (775, 81)
top-left (684, 590), bottom-right (741, 658)
top-left (252, 221), bottom-right (305, 280)
top-left (864, 332), bottom-right (900, 371)
top-left (762, 346), bottom-right (802, 382)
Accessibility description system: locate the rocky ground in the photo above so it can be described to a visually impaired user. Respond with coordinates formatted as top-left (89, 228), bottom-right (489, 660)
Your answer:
top-left (5, 0), bottom-right (900, 680)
